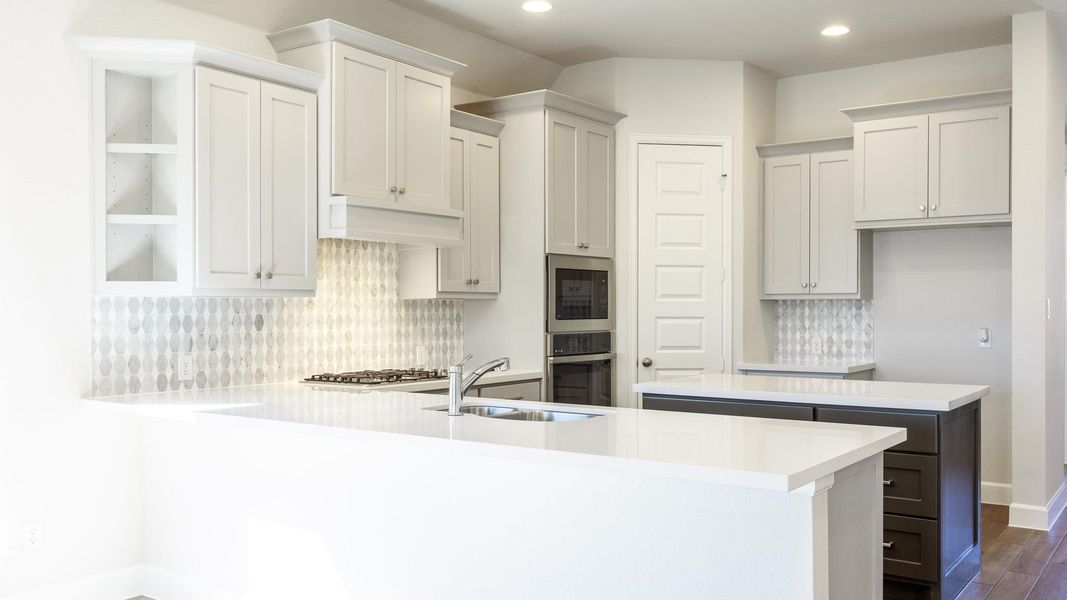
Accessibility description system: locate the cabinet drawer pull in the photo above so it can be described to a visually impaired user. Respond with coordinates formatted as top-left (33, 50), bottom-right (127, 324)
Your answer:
top-left (883, 541), bottom-right (895, 550)
top-left (883, 479), bottom-right (894, 487)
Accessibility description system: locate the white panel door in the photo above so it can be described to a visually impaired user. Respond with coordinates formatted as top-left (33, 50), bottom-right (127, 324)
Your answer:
top-left (396, 63), bottom-right (450, 209)
top-left (195, 67), bottom-right (261, 290)
top-left (637, 144), bottom-right (726, 382)
top-left (929, 105), bottom-right (1010, 218)
top-left (469, 132), bottom-right (500, 292)
top-left (810, 151), bottom-right (857, 294)
top-left (545, 109), bottom-right (581, 254)
top-left (763, 155), bottom-right (810, 295)
top-left (438, 128), bottom-right (471, 293)
top-left (260, 82), bottom-right (317, 292)
top-left (331, 44), bottom-right (395, 201)
top-left (854, 115), bottom-right (929, 222)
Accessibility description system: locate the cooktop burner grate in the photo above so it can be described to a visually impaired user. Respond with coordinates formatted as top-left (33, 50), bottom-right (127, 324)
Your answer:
top-left (304, 369), bottom-right (447, 385)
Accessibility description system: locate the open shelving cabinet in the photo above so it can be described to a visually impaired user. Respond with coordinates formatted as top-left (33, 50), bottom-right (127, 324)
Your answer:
top-left (92, 59), bottom-right (194, 294)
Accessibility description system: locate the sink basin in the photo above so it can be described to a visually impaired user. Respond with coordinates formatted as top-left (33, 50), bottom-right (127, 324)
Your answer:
top-left (432, 405), bottom-right (520, 417)
top-left (490, 409), bottom-right (599, 422)
top-left (428, 405), bottom-right (600, 422)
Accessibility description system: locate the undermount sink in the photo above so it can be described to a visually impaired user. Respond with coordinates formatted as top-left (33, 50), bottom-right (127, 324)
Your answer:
top-left (430, 405), bottom-right (600, 422)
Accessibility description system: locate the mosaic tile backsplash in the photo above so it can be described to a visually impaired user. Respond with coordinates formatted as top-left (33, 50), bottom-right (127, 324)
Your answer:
top-left (775, 300), bottom-right (874, 362)
top-left (90, 240), bottom-right (463, 396)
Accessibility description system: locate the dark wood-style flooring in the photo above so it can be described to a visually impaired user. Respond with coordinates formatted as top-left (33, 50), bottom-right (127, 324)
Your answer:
top-left (961, 504), bottom-right (1067, 599)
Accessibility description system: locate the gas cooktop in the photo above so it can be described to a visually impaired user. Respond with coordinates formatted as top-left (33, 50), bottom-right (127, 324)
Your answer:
top-left (304, 369), bottom-right (447, 386)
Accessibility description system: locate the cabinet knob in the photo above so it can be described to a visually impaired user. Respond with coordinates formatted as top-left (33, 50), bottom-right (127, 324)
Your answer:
top-left (641, 357), bottom-right (653, 367)
top-left (266, 272), bottom-right (274, 280)
top-left (473, 278), bottom-right (480, 285)
top-left (801, 282), bottom-right (808, 288)
top-left (466, 279), bottom-right (473, 285)
top-left (919, 205), bottom-right (927, 211)
top-left (399, 187), bottom-right (407, 194)
top-left (254, 272), bottom-right (262, 279)
top-left (390, 186), bottom-right (397, 193)
top-left (930, 205), bottom-right (938, 211)
top-left (810, 282), bottom-right (816, 288)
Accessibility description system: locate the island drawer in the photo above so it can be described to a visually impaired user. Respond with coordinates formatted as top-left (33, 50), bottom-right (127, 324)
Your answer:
top-left (883, 452), bottom-right (939, 519)
top-left (816, 408), bottom-right (938, 454)
top-left (641, 395), bottom-right (814, 421)
top-left (884, 515), bottom-right (940, 582)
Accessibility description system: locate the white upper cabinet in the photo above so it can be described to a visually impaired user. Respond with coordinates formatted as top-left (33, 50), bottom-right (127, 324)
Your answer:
top-left (929, 105), bottom-right (1011, 218)
top-left (195, 68), bottom-right (262, 290)
top-left (269, 20), bottom-right (466, 246)
top-left (457, 91), bottom-right (625, 259)
top-left (399, 112), bottom-right (503, 300)
top-left (758, 138), bottom-right (871, 299)
top-left (82, 38), bottom-right (323, 296)
top-left (195, 67), bottom-right (317, 292)
top-left (331, 45), bottom-right (394, 202)
top-left (844, 90), bottom-right (1011, 229)
top-left (544, 108), bottom-right (617, 257)
top-left (854, 115), bottom-right (929, 222)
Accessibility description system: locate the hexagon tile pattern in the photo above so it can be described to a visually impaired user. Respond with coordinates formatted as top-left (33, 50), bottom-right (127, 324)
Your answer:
top-left (90, 240), bottom-right (464, 396)
top-left (775, 300), bottom-right (873, 362)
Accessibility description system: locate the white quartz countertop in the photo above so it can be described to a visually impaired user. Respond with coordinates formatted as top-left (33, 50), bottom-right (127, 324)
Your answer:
top-left (634, 374), bottom-right (989, 412)
top-left (737, 361), bottom-right (877, 375)
top-left (86, 382), bottom-right (905, 492)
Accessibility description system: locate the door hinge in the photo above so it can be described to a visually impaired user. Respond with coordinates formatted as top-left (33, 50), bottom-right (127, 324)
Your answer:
top-left (719, 173), bottom-right (727, 190)
top-left (721, 358), bottom-right (726, 373)
top-left (720, 266), bottom-right (725, 283)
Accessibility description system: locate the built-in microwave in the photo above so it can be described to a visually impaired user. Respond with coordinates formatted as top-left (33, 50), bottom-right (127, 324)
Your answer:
top-left (546, 255), bottom-right (614, 333)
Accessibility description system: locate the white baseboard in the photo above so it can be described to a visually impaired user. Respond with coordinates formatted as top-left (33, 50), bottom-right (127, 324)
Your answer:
top-left (1010, 480), bottom-right (1067, 530)
top-left (0, 564), bottom-right (237, 600)
top-left (982, 480), bottom-right (1013, 505)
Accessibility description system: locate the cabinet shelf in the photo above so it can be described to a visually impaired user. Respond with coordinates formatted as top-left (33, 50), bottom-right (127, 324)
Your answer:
top-left (106, 142), bottom-right (178, 154)
top-left (106, 214), bottom-right (178, 226)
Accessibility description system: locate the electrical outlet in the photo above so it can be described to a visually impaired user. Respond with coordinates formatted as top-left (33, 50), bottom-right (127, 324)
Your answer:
top-left (979, 328), bottom-right (992, 349)
top-left (178, 353), bottom-right (194, 382)
top-left (811, 338), bottom-right (824, 355)
top-left (23, 521), bottom-right (42, 550)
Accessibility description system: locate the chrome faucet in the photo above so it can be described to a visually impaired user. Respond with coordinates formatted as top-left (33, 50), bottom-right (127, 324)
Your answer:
top-left (448, 354), bottom-right (511, 416)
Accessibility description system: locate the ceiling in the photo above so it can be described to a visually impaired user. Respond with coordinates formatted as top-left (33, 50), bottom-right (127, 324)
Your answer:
top-left (386, 0), bottom-right (1039, 76)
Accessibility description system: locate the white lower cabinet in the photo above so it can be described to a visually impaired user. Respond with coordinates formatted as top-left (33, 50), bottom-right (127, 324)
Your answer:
top-left (399, 113), bottom-right (503, 299)
top-left (195, 67), bottom-right (317, 292)
top-left (759, 139), bottom-right (871, 299)
top-left (87, 39), bottom-right (322, 296)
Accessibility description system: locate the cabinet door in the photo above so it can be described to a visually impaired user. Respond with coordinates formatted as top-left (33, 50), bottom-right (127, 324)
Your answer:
top-left (469, 132), bottom-right (500, 292)
top-left (581, 121), bottom-right (615, 258)
top-left (438, 128), bottom-right (471, 293)
top-left (396, 63), bottom-right (450, 209)
top-left (854, 115), bottom-right (929, 222)
top-left (195, 67), bottom-right (261, 289)
top-left (809, 151), bottom-right (857, 294)
top-left (331, 44), bottom-right (395, 201)
top-left (763, 155), bottom-right (810, 295)
top-left (545, 109), bottom-right (582, 254)
top-left (260, 82), bottom-right (317, 292)
top-left (929, 105), bottom-right (1010, 218)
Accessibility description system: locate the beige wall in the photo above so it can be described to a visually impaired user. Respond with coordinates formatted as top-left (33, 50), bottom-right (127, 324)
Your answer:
top-left (1009, 10), bottom-right (1066, 528)
top-left (775, 45), bottom-right (1012, 141)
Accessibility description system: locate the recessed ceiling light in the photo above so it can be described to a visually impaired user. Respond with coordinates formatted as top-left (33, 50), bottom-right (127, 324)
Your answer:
top-left (522, 1), bottom-right (553, 13)
top-left (821, 24), bottom-right (851, 37)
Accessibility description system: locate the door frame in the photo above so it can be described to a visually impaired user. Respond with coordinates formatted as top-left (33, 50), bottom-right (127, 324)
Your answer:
top-left (628, 134), bottom-right (734, 407)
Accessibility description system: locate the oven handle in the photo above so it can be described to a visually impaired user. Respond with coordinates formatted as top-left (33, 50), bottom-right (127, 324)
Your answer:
top-left (547, 353), bottom-right (615, 364)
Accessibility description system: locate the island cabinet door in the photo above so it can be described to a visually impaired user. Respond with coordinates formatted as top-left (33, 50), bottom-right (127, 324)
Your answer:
top-left (641, 395), bottom-right (814, 421)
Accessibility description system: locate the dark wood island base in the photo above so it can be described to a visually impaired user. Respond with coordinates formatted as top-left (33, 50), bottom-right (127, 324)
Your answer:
top-left (642, 394), bottom-right (981, 600)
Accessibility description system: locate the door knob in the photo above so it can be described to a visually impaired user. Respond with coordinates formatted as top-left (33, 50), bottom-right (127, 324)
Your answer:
top-left (641, 357), bottom-right (653, 367)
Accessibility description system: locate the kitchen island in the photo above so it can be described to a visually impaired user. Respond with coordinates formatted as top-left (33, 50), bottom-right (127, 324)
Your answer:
top-left (635, 374), bottom-right (989, 600)
top-left (89, 382), bottom-right (905, 600)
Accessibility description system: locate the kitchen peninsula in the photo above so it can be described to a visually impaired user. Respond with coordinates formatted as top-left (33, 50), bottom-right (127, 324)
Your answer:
top-left (89, 383), bottom-right (904, 599)
top-left (635, 374), bottom-right (989, 600)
